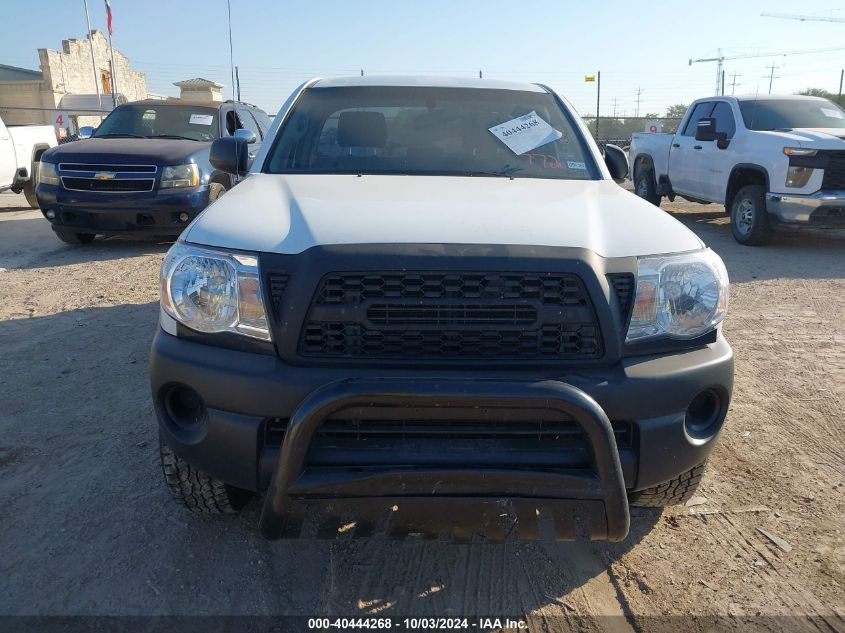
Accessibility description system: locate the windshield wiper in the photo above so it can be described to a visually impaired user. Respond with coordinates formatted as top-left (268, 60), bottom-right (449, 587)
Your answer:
top-left (466, 165), bottom-right (524, 180)
top-left (94, 133), bottom-right (148, 139)
top-left (150, 134), bottom-right (197, 141)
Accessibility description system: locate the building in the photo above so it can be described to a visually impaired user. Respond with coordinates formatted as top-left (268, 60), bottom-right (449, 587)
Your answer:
top-left (0, 30), bottom-right (146, 130)
top-left (173, 78), bottom-right (224, 103)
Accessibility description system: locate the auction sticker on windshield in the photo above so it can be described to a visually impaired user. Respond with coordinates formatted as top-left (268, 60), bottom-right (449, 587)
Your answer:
top-left (489, 111), bottom-right (563, 155)
top-left (189, 114), bottom-right (214, 125)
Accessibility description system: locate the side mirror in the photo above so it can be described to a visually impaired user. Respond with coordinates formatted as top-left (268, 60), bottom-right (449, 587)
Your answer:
top-left (234, 128), bottom-right (257, 144)
top-left (209, 137), bottom-right (249, 176)
top-left (79, 126), bottom-right (95, 139)
top-left (604, 144), bottom-right (629, 183)
top-left (694, 118), bottom-right (718, 142)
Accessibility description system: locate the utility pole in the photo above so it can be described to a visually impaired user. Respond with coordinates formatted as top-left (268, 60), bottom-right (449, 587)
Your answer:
top-left (360, 68), bottom-right (364, 77)
top-left (635, 87), bottom-right (643, 118)
top-left (721, 70), bottom-right (725, 97)
top-left (729, 72), bottom-right (741, 95)
top-left (611, 97), bottom-right (619, 118)
top-left (839, 69), bottom-right (844, 104)
top-left (479, 69), bottom-right (482, 79)
top-left (235, 66), bottom-right (241, 101)
top-left (764, 63), bottom-right (780, 94)
top-left (595, 71), bottom-right (601, 139)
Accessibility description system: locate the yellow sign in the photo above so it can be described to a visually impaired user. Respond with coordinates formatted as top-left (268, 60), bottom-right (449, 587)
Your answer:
top-left (584, 75), bottom-right (596, 82)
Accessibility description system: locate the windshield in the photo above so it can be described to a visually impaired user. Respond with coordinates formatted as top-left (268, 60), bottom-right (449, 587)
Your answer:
top-left (739, 98), bottom-right (845, 131)
top-left (264, 86), bottom-right (597, 180)
top-left (93, 104), bottom-right (219, 141)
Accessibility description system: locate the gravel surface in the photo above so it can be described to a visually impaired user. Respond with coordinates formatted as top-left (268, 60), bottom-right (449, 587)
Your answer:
top-left (0, 190), bottom-right (843, 631)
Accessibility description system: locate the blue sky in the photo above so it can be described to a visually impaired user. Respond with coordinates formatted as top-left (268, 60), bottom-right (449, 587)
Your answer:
top-left (2, 1), bottom-right (844, 115)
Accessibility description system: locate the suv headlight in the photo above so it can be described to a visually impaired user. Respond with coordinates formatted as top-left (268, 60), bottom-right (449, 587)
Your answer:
top-left (39, 161), bottom-right (60, 185)
top-left (626, 249), bottom-right (729, 342)
top-left (160, 241), bottom-right (271, 341)
top-left (161, 163), bottom-right (199, 188)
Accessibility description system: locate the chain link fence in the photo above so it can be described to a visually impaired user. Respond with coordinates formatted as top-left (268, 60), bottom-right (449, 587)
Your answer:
top-left (583, 117), bottom-right (684, 150)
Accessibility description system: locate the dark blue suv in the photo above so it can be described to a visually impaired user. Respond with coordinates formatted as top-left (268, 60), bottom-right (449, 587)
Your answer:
top-left (36, 99), bottom-right (271, 244)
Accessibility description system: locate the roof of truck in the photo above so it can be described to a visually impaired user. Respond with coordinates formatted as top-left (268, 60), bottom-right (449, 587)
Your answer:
top-left (731, 94), bottom-right (832, 102)
top-left (312, 76), bottom-right (547, 92)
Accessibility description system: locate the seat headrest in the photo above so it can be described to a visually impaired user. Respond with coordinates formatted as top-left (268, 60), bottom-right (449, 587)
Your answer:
top-left (337, 111), bottom-right (387, 148)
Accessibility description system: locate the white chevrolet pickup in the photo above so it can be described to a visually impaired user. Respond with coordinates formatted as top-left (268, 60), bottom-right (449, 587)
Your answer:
top-left (629, 95), bottom-right (845, 245)
top-left (150, 77), bottom-right (733, 542)
top-left (0, 115), bottom-right (57, 208)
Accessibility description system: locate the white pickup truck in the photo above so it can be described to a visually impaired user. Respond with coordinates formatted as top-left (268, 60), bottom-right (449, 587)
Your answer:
top-left (0, 114), bottom-right (57, 208)
top-left (629, 95), bottom-right (845, 245)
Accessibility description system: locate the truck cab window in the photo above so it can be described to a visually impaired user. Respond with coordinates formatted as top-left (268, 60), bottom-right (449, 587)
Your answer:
top-left (682, 102), bottom-right (715, 136)
top-left (710, 102), bottom-right (736, 138)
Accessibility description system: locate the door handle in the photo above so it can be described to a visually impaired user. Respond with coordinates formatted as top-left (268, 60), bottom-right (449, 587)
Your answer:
top-left (693, 145), bottom-right (702, 150)
top-left (672, 143), bottom-right (680, 148)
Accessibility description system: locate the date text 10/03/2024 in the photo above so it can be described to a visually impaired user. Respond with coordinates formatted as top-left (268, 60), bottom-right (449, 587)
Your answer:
top-left (307, 617), bottom-right (528, 630)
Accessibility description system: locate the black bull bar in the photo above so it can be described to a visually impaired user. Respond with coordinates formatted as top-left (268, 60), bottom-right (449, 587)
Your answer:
top-left (259, 379), bottom-right (631, 542)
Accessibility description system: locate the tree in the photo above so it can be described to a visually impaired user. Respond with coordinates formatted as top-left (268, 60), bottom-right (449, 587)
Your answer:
top-left (665, 103), bottom-right (688, 118)
top-left (797, 88), bottom-right (843, 106)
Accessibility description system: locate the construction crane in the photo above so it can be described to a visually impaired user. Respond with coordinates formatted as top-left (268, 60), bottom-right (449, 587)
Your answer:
top-left (689, 46), bottom-right (845, 96)
top-left (761, 12), bottom-right (845, 23)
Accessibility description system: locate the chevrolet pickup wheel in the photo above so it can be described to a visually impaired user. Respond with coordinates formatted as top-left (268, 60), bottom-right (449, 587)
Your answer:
top-left (731, 185), bottom-right (772, 246)
top-left (634, 167), bottom-right (661, 206)
top-left (159, 439), bottom-right (252, 514)
top-left (55, 231), bottom-right (96, 244)
top-left (628, 463), bottom-right (706, 507)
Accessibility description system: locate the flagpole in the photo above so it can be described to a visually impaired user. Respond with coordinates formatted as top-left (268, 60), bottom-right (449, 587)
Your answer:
top-left (107, 29), bottom-right (118, 108)
top-left (82, 0), bottom-right (102, 111)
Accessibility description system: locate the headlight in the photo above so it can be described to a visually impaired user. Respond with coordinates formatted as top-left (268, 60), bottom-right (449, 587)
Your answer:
top-left (626, 249), bottom-right (729, 343)
top-left (39, 161), bottom-right (60, 185)
top-left (785, 165), bottom-right (813, 188)
top-left (160, 163), bottom-right (199, 188)
top-left (160, 242), bottom-right (271, 341)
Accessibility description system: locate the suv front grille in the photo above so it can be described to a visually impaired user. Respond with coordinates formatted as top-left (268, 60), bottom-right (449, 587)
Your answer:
top-left (820, 151), bottom-right (845, 190)
top-left (58, 163), bottom-right (157, 193)
top-left (298, 271), bottom-right (602, 361)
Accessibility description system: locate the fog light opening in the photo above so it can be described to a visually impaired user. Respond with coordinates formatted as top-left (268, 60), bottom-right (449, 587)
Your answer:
top-left (45, 210), bottom-right (56, 220)
top-left (684, 389), bottom-right (722, 440)
top-left (178, 212), bottom-right (189, 222)
top-left (163, 384), bottom-right (206, 430)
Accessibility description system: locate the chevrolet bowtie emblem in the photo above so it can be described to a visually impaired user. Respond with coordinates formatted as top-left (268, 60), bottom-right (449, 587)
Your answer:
top-left (94, 172), bottom-right (116, 180)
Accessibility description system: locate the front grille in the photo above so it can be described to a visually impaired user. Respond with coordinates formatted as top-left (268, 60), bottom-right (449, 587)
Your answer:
top-left (61, 177), bottom-right (155, 192)
top-left (298, 271), bottom-right (602, 361)
top-left (821, 151), bottom-right (845, 190)
top-left (263, 413), bottom-right (631, 469)
top-left (58, 163), bottom-right (157, 193)
top-left (608, 273), bottom-right (635, 324)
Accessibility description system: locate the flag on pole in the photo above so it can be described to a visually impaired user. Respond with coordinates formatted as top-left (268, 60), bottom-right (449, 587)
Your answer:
top-left (584, 75), bottom-right (596, 82)
top-left (105, 0), bottom-right (113, 36)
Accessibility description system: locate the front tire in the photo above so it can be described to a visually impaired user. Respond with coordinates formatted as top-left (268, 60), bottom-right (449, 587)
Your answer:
top-left (55, 231), bottom-right (96, 244)
top-left (629, 463), bottom-right (706, 507)
top-left (207, 182), bottom-right (226, 205)
top-left (634, 166), bottom-right (661, 206)
top-left (730, 185), bottom-right (772, 246)
top-left (159, 439), bottom-right (253, 514)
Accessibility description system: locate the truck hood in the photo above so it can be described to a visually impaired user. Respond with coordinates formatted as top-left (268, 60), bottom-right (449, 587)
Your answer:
top-left (185, 174), bottom-right (705, 259)
top-left (43, 137), bottom-right (207, 165)
top-left (761, 128), bottom-right (845, 147)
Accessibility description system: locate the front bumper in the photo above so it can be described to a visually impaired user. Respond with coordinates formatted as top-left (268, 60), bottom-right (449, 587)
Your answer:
top-left (36, 183), bottom-right (210, 236)
top-left (766, 190), bottom-right (845, 225)
top-left (150, 329), bottom-right (734, 541)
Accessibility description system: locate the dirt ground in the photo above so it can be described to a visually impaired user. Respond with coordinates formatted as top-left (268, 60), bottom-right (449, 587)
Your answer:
top-left (0, 189), bottom-right (843, 632)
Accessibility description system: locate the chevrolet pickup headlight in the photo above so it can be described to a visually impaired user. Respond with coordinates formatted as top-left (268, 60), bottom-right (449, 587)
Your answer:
top-left (160, 163), bottom-right (199, 188)
top-left (160, 241), bottom-right (271, 341)
top-left (785, 165), bottom-right (814, 188)
top-left (39, 161), bottom-right (60, 186)
top-left (626, 249), bottom-right (728, 342)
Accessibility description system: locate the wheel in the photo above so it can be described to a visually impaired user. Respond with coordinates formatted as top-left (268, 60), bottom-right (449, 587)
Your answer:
top-left (207, 182), bottom-right (226, 205)
top-left (55, 231), bottom-right (96, 244)
top-left (730, 184), bottom-right (772, 246)
top-left (159, 439), bottom-right (252, 514)
top-left (23, 181), bottom-right (39, 209)
top-left (634, 165), bottom-right (661, 206)
top-left (629, 462), bottom-right (706, 507)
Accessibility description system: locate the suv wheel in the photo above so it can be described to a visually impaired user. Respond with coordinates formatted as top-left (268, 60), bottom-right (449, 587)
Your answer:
top-left (628, 463), bottom-right (706, 507)
top-left (730, 185), bottom-right (772, 246)
top-left (634, 166), bottom-right (661, 206)
top-left (23, 181), bottom-right (39, 209)
top-left (159, 439), bottom-right (253, 514)
top-left (208, 182), bottom-right (226, 204)
top-left (55, 231), bottom-right (96, 244)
